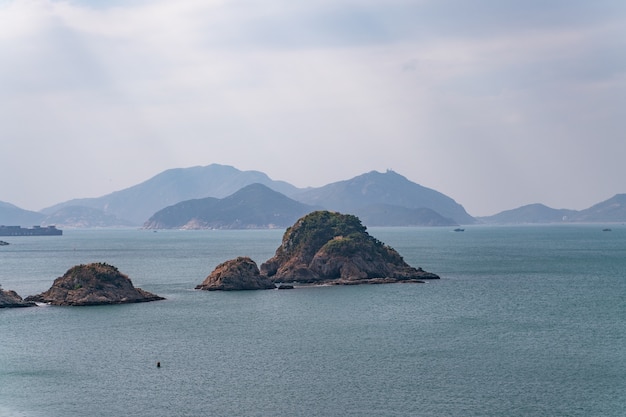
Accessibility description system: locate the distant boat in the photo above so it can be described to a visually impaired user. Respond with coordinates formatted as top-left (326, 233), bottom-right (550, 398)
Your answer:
top-left (0, 240), bottom-right (9, 246)
top-left (602, 228), bottom-right (612, 232)
top-left (0, 225), bottom-right (63, 236)
top-left (453, 228), bottom-right (465, 232)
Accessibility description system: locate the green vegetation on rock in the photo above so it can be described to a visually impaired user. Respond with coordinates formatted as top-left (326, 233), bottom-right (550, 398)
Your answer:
top-left (280, 211), bottom-right (367, 260)
top-left (261, 210), bottom-right (439, 284)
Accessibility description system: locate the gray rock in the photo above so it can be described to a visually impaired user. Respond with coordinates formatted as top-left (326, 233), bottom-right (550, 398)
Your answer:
top-left (0, 288), bottom-right (36, 308)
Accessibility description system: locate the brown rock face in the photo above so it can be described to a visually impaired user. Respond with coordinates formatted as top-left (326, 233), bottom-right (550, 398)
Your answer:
top-left (196, 211), bottom-right (439, 291)
top-left (260, 211), bottom-right (439, 284)
top-left (25, 263), bottom-right (165, 306)
top-left (195, 256), bottom-right (276, 291)
top-left (0, 288), bottom-right (36, 308)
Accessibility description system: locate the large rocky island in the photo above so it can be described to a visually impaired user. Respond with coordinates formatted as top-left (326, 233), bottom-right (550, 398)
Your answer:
top-left (0, 288), bottom-right (36, 308)
top-left (25, 263), bottom-right (165, 306)
top-left (197, 211), bottom-right (439, 290)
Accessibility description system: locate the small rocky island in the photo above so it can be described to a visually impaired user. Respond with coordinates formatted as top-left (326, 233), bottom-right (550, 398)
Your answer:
top-left (25, 262), bottom-right (165, 306)
top-left (195, 257), bottom-right (276, 291)
top-left (0, 287), bottom-right (36, 308)
top-left (197, 211), bottom-right (439, 291)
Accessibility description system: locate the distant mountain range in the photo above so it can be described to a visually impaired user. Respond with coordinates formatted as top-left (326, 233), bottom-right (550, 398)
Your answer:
top-left (292, 170), bottom-right (474, 225)
top-left (40, 164), bottom-right (299, 225)
top-left (478, 194), bottom-right (626, 224)
top-left (478, 204), bottom-right (578, 224)
top-left (3, 164), bottom-right (472, 228)
top-left (1, 164), bottom-right (625, 228)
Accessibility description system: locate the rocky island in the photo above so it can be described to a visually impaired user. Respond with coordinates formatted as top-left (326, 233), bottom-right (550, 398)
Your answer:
top-left (25, 262), bottom-right (165, 306)
top-left (0, 287), bottom-right (36, 308)
top-left (198, 211), bottom-right (439, 290)
top-left (195, 256), bottom-right (276, 291)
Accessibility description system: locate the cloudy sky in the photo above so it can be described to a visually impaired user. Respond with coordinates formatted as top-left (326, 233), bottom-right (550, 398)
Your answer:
top-left (1, 0), bottom-right (624, 216)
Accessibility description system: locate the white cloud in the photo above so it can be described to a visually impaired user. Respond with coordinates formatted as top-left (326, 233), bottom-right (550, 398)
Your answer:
top-left (0, 0), bottom-right (624, 215)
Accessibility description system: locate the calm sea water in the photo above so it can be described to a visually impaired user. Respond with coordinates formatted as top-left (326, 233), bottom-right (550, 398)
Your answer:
top-left (1, 225), bottom-right (625, 417)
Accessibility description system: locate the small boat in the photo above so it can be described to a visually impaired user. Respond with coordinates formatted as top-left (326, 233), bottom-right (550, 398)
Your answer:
top-left (602, 228), bottom-right (612, 232)
top-left (453, 228), bottom-right (465, 232)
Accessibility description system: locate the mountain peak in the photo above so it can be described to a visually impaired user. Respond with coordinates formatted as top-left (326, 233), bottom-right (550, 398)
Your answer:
top-left (144, 183), bottom-right (316, 230)
top-left (294, 170), bottom-right (475, 224)
top-left (40, 165), bottom-right (301, 225)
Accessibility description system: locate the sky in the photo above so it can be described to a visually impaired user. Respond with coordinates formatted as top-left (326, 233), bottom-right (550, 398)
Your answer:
top-left (1, 0), bottom-right (624, 216)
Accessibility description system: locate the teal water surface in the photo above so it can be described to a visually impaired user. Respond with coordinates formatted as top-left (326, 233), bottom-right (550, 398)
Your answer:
top-left (1, 226), bottom-right (625, 416)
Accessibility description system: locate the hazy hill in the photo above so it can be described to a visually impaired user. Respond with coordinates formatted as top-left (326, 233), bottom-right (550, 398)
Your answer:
top-left (353, 204), bottom-right (458, 227)
top-left (143, 183), bottom-right (317, 229)
top-left (41, 206), bottom-right (136, 228)
top-left (572, 194), bottom-right (626, 222)
top-left (40, 166), bottom-right (474, 226)
top-left (9, 164), bottom-right (626, 227)
top-left (478, 204), bottom-right (578, 224)
top-left (41, 164), bottom-right (300, 225)
top-left (479, 194), bottom-right (626, 224)
top-left (0, 201), bottom-right (45, 226)
top-left (293, 170), bottom-right (475, 225)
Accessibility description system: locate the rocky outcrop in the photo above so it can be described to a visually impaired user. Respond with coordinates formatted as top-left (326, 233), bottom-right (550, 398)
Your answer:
top-left (0, 288), bottom-right (36, 308)
top-left (25, 263), bottom-right (165, 306)
top-left (260, 211), bottom-right (439, 285)
top-left (195, 257), bottom-right (276, 291)
top-left (196, 211), bottom-right (439, 291)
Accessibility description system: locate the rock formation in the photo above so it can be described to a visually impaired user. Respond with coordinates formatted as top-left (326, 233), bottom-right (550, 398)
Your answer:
top-left (196, 211), bottom-right (439, 290)
top-left (0, 288), bottom-right (36, 308)
top-left (195, 256), bottom-right (276, 291)
top-left (260, 211), bottom-right (439, 285)
top-left (25, 263), bottom-right (164, 306)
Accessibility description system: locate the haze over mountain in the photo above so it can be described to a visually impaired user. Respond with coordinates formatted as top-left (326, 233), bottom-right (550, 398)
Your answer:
top-left (41, 206), bottom-right (136, 228)
top-left (572, 194), bottom-right (626, 223)
top-left (478, 194), bottom-right (626, 224)
top-left (478, 204), bottom-right (578, 224)
top-left (293, 170), bottom-right (474, 225)
top-left (35, 165), bottom-right (474, 227)
top-left (41, 164), bottom-right (299, 225)
top-left (350, 205), bottom-right (458, 227)
top-left (0, 202), bottom-right (45, 226)
top-left (143, 183), bottom-right (460, 229)
top-left (144, 184), bottom-right (317, 229)
top-left (3, 164), bottom-right (625, 228)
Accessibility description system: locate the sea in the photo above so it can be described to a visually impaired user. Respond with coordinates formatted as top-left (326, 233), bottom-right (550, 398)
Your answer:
top-left (1, 225), bottom-right (625, 417)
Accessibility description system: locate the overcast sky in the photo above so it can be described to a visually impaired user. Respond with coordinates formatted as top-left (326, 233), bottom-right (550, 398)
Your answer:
top-left (1, 0), bottom-right (624, 216)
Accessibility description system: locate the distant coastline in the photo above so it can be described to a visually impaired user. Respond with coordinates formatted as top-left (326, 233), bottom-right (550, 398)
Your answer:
top-left (2, 165), bottom-right (626, 228)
